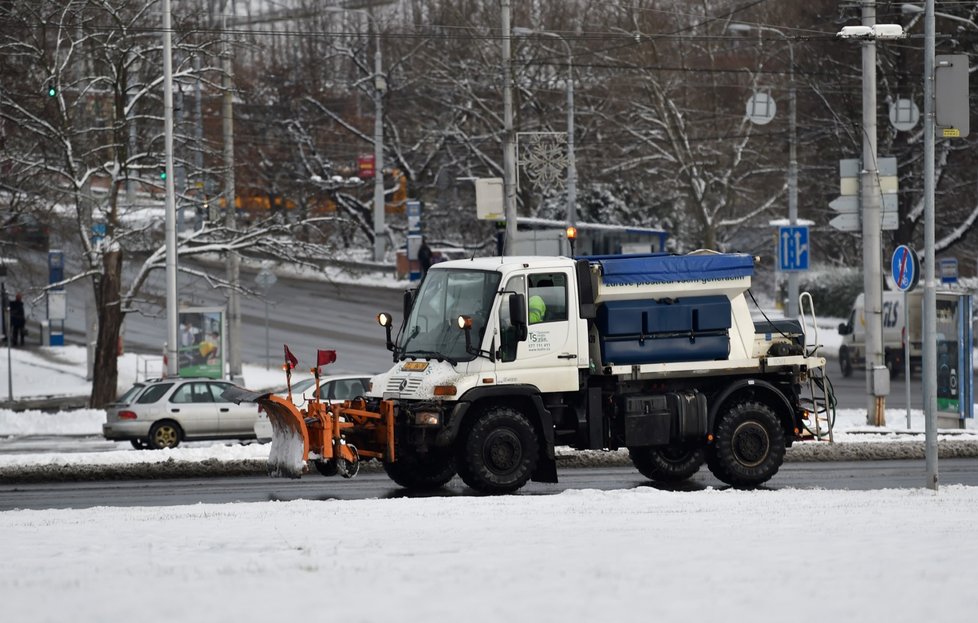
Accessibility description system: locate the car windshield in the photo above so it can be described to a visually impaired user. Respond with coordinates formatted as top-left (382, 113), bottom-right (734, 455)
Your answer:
top-left (399, 268), bottom-right (500, 362)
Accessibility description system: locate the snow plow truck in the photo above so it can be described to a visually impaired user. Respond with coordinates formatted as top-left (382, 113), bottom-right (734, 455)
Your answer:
top-left (225, 251), bottom-right (833, 494)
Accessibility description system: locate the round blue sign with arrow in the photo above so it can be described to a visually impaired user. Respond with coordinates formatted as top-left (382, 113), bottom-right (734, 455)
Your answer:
top-left (891, 245), bottom-right (919, 292)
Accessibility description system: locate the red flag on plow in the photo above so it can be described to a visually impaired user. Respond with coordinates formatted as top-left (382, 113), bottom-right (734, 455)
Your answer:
top-left (284, 344), bottom-right (299, 370)
top-left (317, 349), bottom-right (337, 368)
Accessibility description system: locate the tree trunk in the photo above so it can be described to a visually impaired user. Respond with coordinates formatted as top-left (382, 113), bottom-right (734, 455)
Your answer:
top-left (90, 249), bottom-right (124, 408)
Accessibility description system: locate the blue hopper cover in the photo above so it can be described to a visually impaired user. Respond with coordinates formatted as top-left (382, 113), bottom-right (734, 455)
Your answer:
top-left (588, 253), bottom-right (754, 286)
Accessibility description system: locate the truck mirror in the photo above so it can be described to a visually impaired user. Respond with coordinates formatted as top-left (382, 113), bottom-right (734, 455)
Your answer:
top-left (837, 322), bottom-right (851, 336)
top-left (403, 289), bottom-right (416, 319)
top-left (510, 293), bottom-right (528, 341)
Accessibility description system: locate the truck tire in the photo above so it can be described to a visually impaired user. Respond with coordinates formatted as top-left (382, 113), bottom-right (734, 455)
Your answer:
top-left (885, 352), bottom-right (900, 379)
top-left (839, 346), bottom-right (853, 378)
top-left (456, 406), bottom-right (539, 494)
top-left (148, 420), bottom-right (183, 449)
top-left (383, 448), bottom-right (456, 490)
top-left (628, 445), bottom-right (705, 483)
top-left (706, 400), bottom-right (785, 488)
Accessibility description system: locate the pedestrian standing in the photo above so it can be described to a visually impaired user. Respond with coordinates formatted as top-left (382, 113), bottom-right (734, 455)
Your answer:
top-left (418, 237), bottom-right (433, 278)
top-left (9, 293), bottom-right (26, 347)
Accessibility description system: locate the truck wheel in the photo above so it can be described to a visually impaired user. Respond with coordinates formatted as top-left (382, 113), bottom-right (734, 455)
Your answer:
top-left (457, 406), bottom-right (539, 494)
top-left (839, 346), bottom-right (853, 378)
top-left (707, 401), bottom-right (785, 488)
top-left (148, 420), bottom-right (182, 449)
top-left (383, 448), bottom-right (456, 490)
top-left (885, 353), bottom-right (900, 379)
top-left (628, 446), bottom-right (705, 483)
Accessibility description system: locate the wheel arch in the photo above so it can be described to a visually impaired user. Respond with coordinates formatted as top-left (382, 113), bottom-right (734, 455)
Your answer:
top-left (440, 385), bottom-right (557, 483)
top-left (708, 379), bottom-right (796, 438)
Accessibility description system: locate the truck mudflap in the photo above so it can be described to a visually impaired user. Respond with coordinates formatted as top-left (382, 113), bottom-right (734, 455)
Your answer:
top-left (223, 385), bottom-right (395, 478)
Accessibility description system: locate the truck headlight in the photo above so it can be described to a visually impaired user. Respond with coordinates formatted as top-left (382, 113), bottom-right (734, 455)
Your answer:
top-left (414, 411), bottom-right (441, 426)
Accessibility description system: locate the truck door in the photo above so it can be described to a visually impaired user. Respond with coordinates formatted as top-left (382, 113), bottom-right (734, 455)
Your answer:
top-left (495, 271), bottom-right (580, 392)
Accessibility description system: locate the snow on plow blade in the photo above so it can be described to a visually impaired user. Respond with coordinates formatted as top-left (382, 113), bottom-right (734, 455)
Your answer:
top-left (261, 395), bottom-right (310, 478)
top-left (221, 386), bottom-right (308, 478)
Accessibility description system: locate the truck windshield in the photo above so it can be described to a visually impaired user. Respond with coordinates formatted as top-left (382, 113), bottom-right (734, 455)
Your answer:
top-left (399, 268), bottom-right (501, 363)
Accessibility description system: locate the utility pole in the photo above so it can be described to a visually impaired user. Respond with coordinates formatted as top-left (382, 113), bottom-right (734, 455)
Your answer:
top-left (860, 1), bottom-right (886, 425)
top-left (501, 0), bottom-right (517, 255)
top-left (223, 0), bottom-right (242, 382)
top-left (371, 15), bottom-right (386, 262)
top-left (511, 28), bottom-right (576, 228)
top-left (922, 0), bottom-right (938, 490)
top-left (163, 0), bottom-right (179, 377)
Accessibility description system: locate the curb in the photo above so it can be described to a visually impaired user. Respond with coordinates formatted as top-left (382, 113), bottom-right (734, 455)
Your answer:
top-left (2, 439), bottom-right (977, 484)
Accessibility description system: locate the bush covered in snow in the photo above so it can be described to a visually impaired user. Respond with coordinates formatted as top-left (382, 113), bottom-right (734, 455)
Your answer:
top-left (780, 265), bottom-right (864, 318)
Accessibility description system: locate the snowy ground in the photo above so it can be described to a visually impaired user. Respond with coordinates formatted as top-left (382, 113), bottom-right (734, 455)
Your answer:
top-left (3, 320), bottom-right (978, 623)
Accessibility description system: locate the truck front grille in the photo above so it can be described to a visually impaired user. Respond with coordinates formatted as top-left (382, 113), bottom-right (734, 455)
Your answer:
top-left (385, 376), bottom-right (423, 396)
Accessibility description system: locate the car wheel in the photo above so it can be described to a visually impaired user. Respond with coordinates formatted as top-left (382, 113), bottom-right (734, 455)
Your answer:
top-left (706, 400), bottom-right (785, 488)
top-left (628, 445), bottom-right (705, 482)
top-left (148, 421), bottom-right (183, 449)
top-left (130, 439), bottom-right (150, 450)
top-left (456, 406), bottom-right (538, 494)
top-left (383, 448), bottom-right (456, 490)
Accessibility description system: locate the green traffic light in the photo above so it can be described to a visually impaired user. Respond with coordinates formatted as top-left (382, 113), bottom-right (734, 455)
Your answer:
top-left (160, 171), bottom-right (167, 181)
top-left (47, 86), bottom-right (56, 97)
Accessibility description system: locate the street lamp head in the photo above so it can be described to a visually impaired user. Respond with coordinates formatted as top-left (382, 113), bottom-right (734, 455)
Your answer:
top-left (512, 27), bottom-right (535, 36)
top-left (874, 24), bottom-right (907, 39)
top-left (837, 25), bottom-right (874, 39)
top-left (836, 24), bottom-right (906, 40)
top-left (726, 22), bottom-right (754, 34)
top-left (901, 3), bottom-right (923, 15)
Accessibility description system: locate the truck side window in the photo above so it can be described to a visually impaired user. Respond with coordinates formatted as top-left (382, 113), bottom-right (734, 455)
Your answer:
top-left (528, 273), bottom-right (567, 324)
top-left (498, 275), bottom-right (525, 362)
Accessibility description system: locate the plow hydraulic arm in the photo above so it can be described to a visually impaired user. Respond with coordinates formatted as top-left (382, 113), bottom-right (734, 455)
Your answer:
top-left (223, 386), bottom-right (395, 478)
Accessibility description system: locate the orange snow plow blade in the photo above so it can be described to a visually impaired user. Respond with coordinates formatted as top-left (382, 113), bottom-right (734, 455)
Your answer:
top-left (263, 397), bottom-right (397, 479)
top-left (223, 385), bottom-right (396, 478)
top-left (259, 394), bottom-right (311, 478)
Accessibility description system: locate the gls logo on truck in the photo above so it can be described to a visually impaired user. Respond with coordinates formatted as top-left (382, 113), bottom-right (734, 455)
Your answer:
top-left (882, 300), bottom-right (900, 328)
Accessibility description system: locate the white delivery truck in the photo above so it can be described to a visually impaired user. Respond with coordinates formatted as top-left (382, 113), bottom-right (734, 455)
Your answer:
top-left (836, 289), bottom-right (958, 378)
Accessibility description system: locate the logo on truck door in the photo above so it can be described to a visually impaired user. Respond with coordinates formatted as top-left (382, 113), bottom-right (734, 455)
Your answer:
top-left (528, 330), bottom-right (552, 352)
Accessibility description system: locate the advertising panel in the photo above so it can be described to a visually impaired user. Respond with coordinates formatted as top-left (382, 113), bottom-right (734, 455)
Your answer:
top-left (935, 294), bottom-right (974, 419)
top-left (178, 307), bottom-right (225, 379)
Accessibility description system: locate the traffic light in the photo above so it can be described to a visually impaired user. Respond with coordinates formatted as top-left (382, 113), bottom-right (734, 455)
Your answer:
top-left (159, 169), bottom-right (167, 181)
top-left (47, 86), bottom-right (57, 97)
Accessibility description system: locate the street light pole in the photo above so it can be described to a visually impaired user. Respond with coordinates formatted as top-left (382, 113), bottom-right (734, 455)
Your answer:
top-left (860, 2), bottom-right (886, 426)
top-left (512, 27), bottom-right (576, 228)
top-left (370, 19), bottom-right (386, 262)
top-left (222, 2), bottom-right (242, 383)
top-left (728, 23), bottom-right (798, 317)
top-left (837, 5), bottom-right (906, 425)
top-left (922, 0), bottom-right (939, 489)
top-left (501, 0), bottom-right (517, 255)
top-left (162, 0), bottom-right (179, 377)
top-left (327, 7), bottom-right (385, 261)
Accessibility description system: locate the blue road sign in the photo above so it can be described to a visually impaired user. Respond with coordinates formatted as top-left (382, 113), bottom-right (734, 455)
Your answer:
top-left (778, 225), bottom-right (809, 272)
top-left (891, 245), bottom-right (919, 292)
